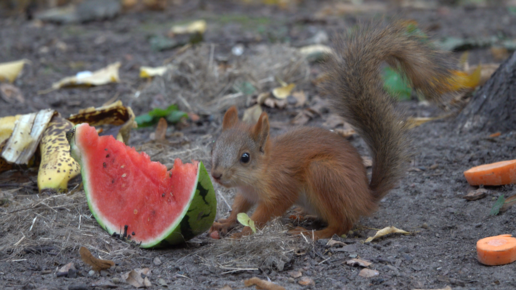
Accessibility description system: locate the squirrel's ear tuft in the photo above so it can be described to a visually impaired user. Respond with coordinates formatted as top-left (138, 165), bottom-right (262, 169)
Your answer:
top-left (252, 112), bottom-right (269, 148)
top-left (222, 106), bottom-right (239, 131)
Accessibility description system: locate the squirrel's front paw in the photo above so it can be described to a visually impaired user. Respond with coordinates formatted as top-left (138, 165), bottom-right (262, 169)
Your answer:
top-left (210, 218), bottom-right (236, 235)
top-left (230, 226), bottom-right (253, 239)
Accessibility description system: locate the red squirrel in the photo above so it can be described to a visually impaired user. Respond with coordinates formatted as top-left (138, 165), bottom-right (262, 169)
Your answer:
top-left (209, 23), bottom-right (453, 240)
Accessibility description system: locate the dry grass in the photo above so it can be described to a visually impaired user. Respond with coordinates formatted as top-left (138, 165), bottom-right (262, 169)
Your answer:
top-left (0, 188), bottom-right (141, 262)
top-left (197, 219), bottom-right (309, 273)
top-left (133, 43), bottom-right (309, 116)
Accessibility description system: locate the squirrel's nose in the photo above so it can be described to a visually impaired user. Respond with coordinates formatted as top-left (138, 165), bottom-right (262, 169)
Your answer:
top-left (211, 171), bottom-right (222, 180)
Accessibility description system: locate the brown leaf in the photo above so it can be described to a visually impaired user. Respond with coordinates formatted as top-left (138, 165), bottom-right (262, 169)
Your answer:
top-left (326, 238), bottom-right (346, 247)
top-left (257, 92), bottom-right (271, 105)
top-left (79, 247), bottom-right (114, 273)
top-left (154, 118), bottom-right (167, 141)
top-left (121, 268), bottom-right (152, 288)
top-left (244, 277), bottom-right (286, 290)
top-left (358, 268), bottom-right (379, 278)
top-left (264, 98), bottom-right (276, 108)
top-left (242, 105), bottom-right (263, 124)
top-left (289, 270), bottom-right (302, 278)
top-left (0, 84), bottom-right (25, 103)
top-left (291, 110), bottom-right (313, 125)
top-left (187, 112), bottom-right (200, 122)
top-left (322, 114), bottom-right (345, 129)
top-left (463, 188), bottom-right (488, 201)
top-left (298, 277), bottom-right (314, 286)
top-left (491, 47), bottom-right (509, 61)
top-left (346, 258), bottom-right (372, 267)
top-left (291, 91), bottom-right (307, 107)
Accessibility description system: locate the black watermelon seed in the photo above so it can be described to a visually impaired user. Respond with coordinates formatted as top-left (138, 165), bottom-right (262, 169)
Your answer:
top-left (132, 232), bottom-right (135, 236)
top-left (106, 154), bottom-right (110, 158)
top-left (103, 162), bottom-right (107, 168)
top-left (112, 179), bottom-right (115, 183)
top-left (105, 148), bottom-right (108, 151)
top-left (162, 193), bottom-right (165, 197)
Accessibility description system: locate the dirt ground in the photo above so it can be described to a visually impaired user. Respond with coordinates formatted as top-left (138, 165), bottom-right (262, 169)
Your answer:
top-left (1, 0), bottom-right (516, 289)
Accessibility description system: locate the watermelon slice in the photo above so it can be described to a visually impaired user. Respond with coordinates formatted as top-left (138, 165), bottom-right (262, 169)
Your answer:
top-left (67, 123), bottom-right (216, 248)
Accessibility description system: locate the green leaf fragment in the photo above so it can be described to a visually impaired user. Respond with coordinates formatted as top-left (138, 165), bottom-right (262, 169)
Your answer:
top-left (490, 195), bottom-right (505, 216)
top-left (135, 105), bottom-right (187, 127)
top-left (234, 81), bottom-right (256, 96)
top-left (237, 213), bottom-right (256, 233)
top-left (382, 67), bottom-right (412, 100)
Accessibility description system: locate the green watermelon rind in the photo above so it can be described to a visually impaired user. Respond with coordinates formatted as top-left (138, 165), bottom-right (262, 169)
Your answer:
top-left (69, 124), bottom-right (216, 248)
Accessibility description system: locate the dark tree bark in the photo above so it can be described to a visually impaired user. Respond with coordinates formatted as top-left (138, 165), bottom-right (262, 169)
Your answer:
top-left (456, 52), bottom-right (516, 133)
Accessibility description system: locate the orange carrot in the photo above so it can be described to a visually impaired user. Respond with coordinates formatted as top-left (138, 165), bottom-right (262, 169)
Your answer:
top-left (477, 234), bottom-right (516, 266)
top-left (464, 160), bottom-right (516, 186)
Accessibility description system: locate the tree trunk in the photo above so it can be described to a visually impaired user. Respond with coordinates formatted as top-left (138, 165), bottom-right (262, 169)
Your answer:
top-left (455, 52), bottom-right (516, 133)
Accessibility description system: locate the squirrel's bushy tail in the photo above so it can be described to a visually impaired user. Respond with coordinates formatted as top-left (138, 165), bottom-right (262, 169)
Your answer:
top-left (323, 22), bottom-right (453, 201)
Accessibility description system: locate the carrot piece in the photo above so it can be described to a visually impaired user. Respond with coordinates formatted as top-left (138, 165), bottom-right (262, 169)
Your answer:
top-left (464, 160), bottom-right (516, 186)
top-left (477, 234), bottom-right (516, 266)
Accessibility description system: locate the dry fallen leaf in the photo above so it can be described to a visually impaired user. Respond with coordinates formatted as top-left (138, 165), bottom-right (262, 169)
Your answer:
top-left (121, 268), bottom-right (152, 288)
top-left (272, 83), bottom-right (295, 99)
top-left (244, 277), bottom-right (285, 290)
top-left (256, 92), bottom-right (271, 105)
top-left (326, 238), bottom-right (346, 247)
top-left (298, 277), bottom-right (314, 286)
top-left (170, 20), bottom-right (206, 35)
top-left (154, 118), bottom-right (167, 141)
top-left (0, 59), bottom-right (28, 83)
top-left (467, 63), bottom-right (498, 87)
top-left (322, 114), bottom-right (345, 129)
top-left (490, 47), bottom-right (509, 61)
top-left (298, 44), bottom-right (334, 61)
top-left (79, 247), bottom-right (115, 273)
top-left (0, 84), bottom-right (25, 103)
top-left (52, 62), bottom-right (121, 89)
top-left (365, 226), bottom-right (410, 243)
top-left (291, 110), bottom-right (313, 125)
top-left (346, 258), bottom-right (372, 268)
top-left (242, 104), bottom-right (263, 124)
top-left (291, 91), bottom-right (307, 107)
top-left (358, 268), bottom-right (379, 278)
top-left (289, 270), bottom-right (302, 278)
top-left (406, 117), bottom-right (438, 129)
top-left (463, 188), bottom-right (488, 201)
top-left (140, 66), bottom-right (168, 78)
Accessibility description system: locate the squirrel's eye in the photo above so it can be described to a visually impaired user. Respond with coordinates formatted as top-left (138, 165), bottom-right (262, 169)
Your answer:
top-left (240, 152), bottom-right (250, 163)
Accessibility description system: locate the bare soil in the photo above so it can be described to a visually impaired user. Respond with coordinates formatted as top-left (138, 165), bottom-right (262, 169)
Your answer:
top-left (1, 1), bottom-right (515, 289)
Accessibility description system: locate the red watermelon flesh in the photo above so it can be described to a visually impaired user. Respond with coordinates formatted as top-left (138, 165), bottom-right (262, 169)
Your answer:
top-left (72, 124), bottom-right (201, 247)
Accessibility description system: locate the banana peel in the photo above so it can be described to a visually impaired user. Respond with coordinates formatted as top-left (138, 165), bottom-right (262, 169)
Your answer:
top-left (37, 115), bottom-right (80, 193)
top-left (1, 101), bottom-right (136, 193)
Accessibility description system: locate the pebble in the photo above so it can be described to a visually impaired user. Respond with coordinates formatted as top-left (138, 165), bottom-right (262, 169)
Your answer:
top-left (88, 270), bottom-right (95, 276)
top-left (153, 257), bottom-right (162, 266)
